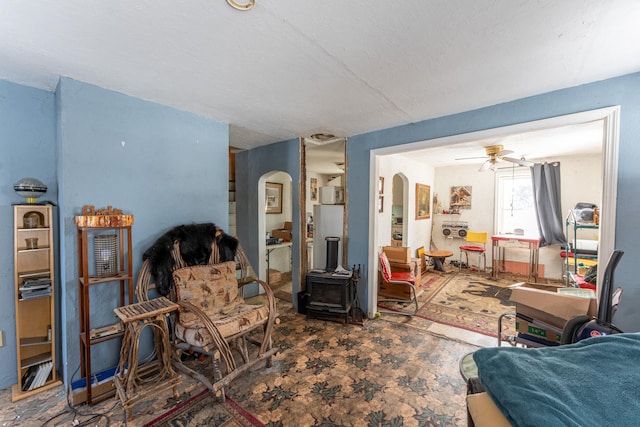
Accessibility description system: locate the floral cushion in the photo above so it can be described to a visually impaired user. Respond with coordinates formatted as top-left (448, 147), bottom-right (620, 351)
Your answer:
top-left (175, 302), bottom-right (269, 345)
top-left (172, 262), bottom-right (269, 344)
top-left (173, 262), bottom-right (240, 326)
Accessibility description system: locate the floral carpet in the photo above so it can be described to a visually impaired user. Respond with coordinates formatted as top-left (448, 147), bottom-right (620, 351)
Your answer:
top-left (217, 304), bottom-right (477, 427)
top-left (1, 300), bottom-right (479, 427)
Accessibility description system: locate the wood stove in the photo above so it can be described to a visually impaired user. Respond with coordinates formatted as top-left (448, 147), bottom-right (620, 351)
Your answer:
top-left (305, 271), bottom-right (353, 323)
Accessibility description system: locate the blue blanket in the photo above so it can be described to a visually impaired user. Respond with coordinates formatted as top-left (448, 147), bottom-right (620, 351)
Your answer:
top-left (473, 333), bottom-right (640, 427)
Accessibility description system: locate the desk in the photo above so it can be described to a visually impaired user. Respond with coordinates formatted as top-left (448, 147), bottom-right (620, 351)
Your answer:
top-left (424, 250), bottom-right (454, 272)
top-left (266, 241), bottom-right (292, 285)
top-left (491, 235), bottom-right (540, 282)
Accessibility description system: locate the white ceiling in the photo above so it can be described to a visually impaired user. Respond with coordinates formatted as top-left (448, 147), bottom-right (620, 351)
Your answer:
top-left (1, 1), bottom-right (640, 151)
top-left (400, 119), bottom-right (605, 168)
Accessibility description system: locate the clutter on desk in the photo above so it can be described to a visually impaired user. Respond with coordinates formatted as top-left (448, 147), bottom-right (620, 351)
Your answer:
top-left (572, 202), bottom-right (598, 224)
top-left (271, 220), bottom-right (292, 241)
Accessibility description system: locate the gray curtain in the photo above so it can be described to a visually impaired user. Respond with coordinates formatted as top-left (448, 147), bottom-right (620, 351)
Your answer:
top-left (532, 162), bottom-right (566, 247)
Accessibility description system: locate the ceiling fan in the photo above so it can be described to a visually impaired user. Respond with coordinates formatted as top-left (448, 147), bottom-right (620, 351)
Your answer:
top-left (456, 145), bottom-right (534, 171)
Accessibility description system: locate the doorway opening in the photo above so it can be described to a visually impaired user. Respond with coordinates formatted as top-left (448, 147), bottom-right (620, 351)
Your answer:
top-left (368, 107), bottom-right (620, 319)
top-left (390, 173), bottom-right (408, 247)
top-left (259, 171), bottom-right (293, 302)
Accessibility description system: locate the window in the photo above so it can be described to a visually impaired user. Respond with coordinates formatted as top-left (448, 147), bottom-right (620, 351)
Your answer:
top-left (495, 169), bottom-right (538, 236)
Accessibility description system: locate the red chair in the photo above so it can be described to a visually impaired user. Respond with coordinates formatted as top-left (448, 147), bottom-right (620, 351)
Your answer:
top-left (378, 252), bottom-right (418, 316)
top-left (459, 231), bottom-right (488, 271)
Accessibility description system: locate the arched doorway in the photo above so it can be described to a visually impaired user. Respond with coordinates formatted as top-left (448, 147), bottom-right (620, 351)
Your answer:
top-left (259, 171), bottom-right (294, 300)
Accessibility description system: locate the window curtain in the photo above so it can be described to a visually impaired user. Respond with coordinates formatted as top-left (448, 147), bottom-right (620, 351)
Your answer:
top-left (531, 162), bottom-right (566, 247)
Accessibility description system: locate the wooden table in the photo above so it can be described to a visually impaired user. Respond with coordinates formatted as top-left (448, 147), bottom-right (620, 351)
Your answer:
top-left (266, 241), bottom-right (292, 285)
top-left (491, 234), bottom-right (540, 282)
top-left (424, 250), bottom-right (454, 272)
top-left (113, 297), bottom-right (182, 420)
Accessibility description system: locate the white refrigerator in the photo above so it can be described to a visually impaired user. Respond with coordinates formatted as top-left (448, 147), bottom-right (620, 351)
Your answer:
top-left (313, 204), bottom-right (344, 270)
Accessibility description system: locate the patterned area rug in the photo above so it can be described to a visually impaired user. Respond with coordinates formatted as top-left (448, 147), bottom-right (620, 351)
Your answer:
top-left (379, 270), bottom-right (520, 337)
top-left (143, 388), bottom-right (264, 427)
top-left (415, 271), bottom-right (517, 337)
top-left (162, 304), bottom-right (478, 427)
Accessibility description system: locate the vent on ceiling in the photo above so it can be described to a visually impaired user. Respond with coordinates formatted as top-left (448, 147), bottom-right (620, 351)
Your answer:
top-left (306, 133), bottom-right (343, 145)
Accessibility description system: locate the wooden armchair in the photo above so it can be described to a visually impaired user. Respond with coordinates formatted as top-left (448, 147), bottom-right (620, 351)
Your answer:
top-left (135, 224), bottom-right (278, 401)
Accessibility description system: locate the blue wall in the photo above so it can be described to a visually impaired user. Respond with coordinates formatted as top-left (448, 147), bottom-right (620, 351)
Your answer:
top-left (0, 80), bottom-right (57, 388)
top-left (236, 139), bottom-right (301, 296)
top-left (0, 77), bottom-right (229, 390)
top-left (56, 78), bottom-right (229, 385)
top-left (239, 72), bottom-right (640, 332)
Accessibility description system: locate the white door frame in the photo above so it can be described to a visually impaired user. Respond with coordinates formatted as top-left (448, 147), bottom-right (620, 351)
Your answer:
top-left (367, 106), bottom-right (620, 317)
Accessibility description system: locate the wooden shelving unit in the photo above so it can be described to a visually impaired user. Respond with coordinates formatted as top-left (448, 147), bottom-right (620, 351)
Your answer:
top-left (12, 204), bottom-right (62, 402)
top-left (76, 215), bottom-right (134, 405)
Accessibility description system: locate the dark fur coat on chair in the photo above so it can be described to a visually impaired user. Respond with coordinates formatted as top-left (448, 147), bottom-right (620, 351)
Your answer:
top-left (143, 223), bottom-right (239, 296)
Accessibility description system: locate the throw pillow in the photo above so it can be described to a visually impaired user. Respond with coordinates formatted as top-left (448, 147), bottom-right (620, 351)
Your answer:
top-left (173, 261), bottom-right (240, 326)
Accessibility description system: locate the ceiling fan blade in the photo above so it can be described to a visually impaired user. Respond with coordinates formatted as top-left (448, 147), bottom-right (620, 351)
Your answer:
top-left (455, 156), bottom-right (488, 161)
top-left (503, 156), bottom-right (534, 167)
top-left (479, 160), bottom-right (492, 172)
top-left (497, 149), bottom-right (514, 156)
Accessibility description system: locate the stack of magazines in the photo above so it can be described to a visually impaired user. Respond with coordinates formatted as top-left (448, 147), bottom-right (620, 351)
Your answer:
top-left (21, 361), bottom-right (53, 391)
top-left (19, 278), bottom-right (52, 300)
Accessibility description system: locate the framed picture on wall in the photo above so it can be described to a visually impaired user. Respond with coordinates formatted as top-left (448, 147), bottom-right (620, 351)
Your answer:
top-left (310, 177), bottom-right (318, 201)
top-left (415, 183), bottom-right (431, 219)
top-left (450, 185), bottom-right (472, 209)
top-left (265, 182), bottom-right (283, 214)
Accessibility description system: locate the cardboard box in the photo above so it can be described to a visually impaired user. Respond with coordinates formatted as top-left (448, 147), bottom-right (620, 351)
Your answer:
top-left (515, 317), bottom-right (562, 344)
top-left (383, 246), bottom-right (411, 263)
top-left (271, 229), bottom-right (292, 241)
top-left (268, 268), bottom-right (281, 283)
top-left (284, 221), bottom-right (293, 230)
top-left (70, 366), bottom-right (117, 405)
top-left (510, 282), bottom-right (596, 331)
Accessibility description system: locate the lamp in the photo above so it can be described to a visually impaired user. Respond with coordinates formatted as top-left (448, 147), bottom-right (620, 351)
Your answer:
top-left (94, 234), bottom-right (118, 277)
top-left (13, 177), bottom-right (47, 204)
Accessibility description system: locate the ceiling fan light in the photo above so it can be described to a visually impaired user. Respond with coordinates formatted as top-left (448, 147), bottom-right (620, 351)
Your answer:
top-left (479, 160), bottom-right (492, 172)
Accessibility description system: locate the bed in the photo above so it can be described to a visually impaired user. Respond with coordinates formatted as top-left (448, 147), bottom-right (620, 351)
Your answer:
top-left (467, 333), bottom-right (640, 426)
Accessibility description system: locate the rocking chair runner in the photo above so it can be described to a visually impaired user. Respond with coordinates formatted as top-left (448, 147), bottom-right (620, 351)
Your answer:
top-left (136, 232), bottom-right (278, 401)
